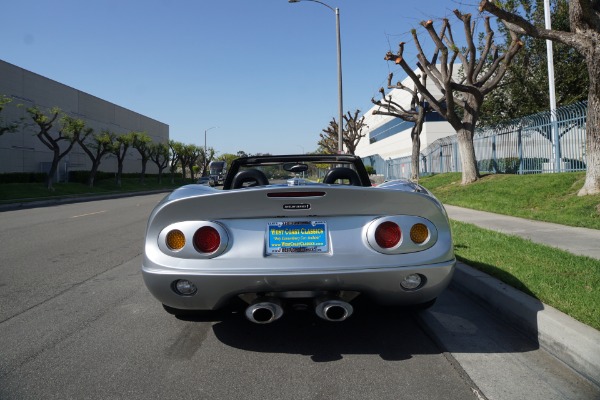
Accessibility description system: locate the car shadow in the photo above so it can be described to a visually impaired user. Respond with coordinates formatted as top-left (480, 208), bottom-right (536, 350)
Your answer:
top-left (179, 286), bottom-right (540, 363)
top-left (209, 303), bottom-right (441, 362)
top-left (421, 260), bottom-right (544, 355)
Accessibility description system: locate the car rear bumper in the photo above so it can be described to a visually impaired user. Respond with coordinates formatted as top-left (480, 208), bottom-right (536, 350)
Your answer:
top-left (142, 259), bottom-right (456, 310)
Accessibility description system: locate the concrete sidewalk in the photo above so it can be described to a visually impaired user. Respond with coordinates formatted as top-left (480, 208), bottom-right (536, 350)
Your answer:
top-left (444, 205), bottom-right (600, 260)
top-left (436, 204), bottom-right (600, 391)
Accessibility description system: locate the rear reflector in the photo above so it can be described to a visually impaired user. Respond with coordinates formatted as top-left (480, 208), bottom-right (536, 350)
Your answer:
top-left (267, 191), bottom-right (326, 198)
top-left (173, 279), bottom-right (197, 296)
top-left (400, 274), bottom-right (423, 290)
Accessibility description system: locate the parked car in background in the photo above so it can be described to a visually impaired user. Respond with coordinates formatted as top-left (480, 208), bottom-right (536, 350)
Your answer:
top-left (208, 160), bottom-right (227, 186)
top-left (142, 154), bottom-right (455, 324)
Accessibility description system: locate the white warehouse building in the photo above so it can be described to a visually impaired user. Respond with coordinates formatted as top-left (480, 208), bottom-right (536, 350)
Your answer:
top-left (354, 68), bottom-right (456, 176)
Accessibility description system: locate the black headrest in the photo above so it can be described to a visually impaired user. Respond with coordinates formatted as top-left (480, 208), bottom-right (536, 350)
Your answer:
top-left (323, 167), bottom-right (362, 186)
top-left (231, 169), bottom-right (269, 189)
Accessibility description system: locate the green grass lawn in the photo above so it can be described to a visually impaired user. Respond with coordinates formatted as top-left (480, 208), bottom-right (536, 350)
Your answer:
top-left (451, 220), bottom-right (600, 330)
top-left (417, 172), bottom-right (600, 329)
top-left (419, 172), bottom-right (600, 229)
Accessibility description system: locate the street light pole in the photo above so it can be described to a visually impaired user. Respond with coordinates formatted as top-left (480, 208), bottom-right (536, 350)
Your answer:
top-left (204, 126), bottom-right (217, 154)
top-left (544, 0), bottom-right (560, 172)
top-left (289, 0), bottom-right (344, 153)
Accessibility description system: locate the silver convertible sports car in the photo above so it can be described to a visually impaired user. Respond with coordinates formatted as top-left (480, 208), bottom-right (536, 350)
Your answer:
top-left (142, 154), bottom-right (455, 323)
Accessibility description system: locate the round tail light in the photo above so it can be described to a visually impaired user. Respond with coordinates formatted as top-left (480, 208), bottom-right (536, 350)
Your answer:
top-left (166, 229), bottom-right (186, 250)
top-left (374, 221), bottom-right (401, 248)
top-left (193, 226), bottom-right (221, 253)
top-left (410, 223), bottom-right (429, 244)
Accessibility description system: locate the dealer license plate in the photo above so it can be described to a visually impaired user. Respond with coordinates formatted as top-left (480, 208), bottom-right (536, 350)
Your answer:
top-left (267, 221), bottom-right (328, 254)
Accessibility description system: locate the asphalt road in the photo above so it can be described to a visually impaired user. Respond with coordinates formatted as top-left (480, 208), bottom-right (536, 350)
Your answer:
top-left (0, 194), bottom-right (479, 400)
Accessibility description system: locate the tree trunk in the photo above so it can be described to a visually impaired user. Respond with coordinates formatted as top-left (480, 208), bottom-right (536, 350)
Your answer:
top-left (410, 126), bottom-right (421, 181)
top-left (139, 158), bottom-right (147, 184)
top-left (158, 168), bottom-right (164, 184)
top-left (578, 55), bottom-right (600, 195)
top-left (88, 159), bottom-right (101, 187)
top-left (181, 163), bottom-right (187, 180)
top-left (456, 128), bottom-right (480, 185)
top-left (116, 160), bottom-right (123, 187)
top-left (46, 154), bottom-right (59, 190)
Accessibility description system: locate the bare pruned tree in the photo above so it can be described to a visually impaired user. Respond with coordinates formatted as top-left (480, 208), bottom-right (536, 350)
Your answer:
top-left (479, 0), bottom-right (600, 195)
top-left (385, 11), bottom-right (523, 184)
top-left (343, 110), bottom-right (367, 155)
top-left (318, 119), bottom-right (340, 154)
top-left (372, 71), bottom-right (431, 181)
top-left (318, 110), bottom-right (367, 155)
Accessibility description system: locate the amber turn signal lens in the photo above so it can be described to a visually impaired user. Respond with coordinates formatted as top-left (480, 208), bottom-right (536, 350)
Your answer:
top-left (410, 223), bottom-right (429, 244)
top-left (166, 229), bottom-right (186, 250)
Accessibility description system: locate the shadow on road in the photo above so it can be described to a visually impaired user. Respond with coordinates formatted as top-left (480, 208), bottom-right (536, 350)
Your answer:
top-left (176, 285), bottom-right (542, 362)
top-left (209, 305), bottom-right (439, 362)
top-left (440, 261), bottom-right (545, 353)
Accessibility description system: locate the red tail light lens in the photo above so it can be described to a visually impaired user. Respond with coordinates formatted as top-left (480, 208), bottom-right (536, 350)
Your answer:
top-left (193, 226), bottom-right (221, 253)
top-left (374, 221), bottom-right (401, 248)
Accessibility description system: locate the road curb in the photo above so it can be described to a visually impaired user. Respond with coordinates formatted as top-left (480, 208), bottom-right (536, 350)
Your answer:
top-left (451, 261), bottom-right (600, 388)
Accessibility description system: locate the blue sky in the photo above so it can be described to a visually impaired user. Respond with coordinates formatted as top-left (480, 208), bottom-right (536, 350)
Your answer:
top-left (2, 0), bottom-right (478, 156)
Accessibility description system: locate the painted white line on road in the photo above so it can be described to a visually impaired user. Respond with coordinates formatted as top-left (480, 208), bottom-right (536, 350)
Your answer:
top-left (70, 211), bottom-right (107, 218)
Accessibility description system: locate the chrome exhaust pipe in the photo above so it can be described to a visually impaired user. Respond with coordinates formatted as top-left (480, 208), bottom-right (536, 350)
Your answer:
top-left (245, 299), bottom-right (284, 324)
top-left (315, 299), bottom-right (354, 322)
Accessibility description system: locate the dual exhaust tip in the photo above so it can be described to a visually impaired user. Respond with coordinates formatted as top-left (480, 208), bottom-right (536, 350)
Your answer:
top-left (245, 298), bottom-right (353, 324)
top-left (244, 299), bottom-right (284, 324)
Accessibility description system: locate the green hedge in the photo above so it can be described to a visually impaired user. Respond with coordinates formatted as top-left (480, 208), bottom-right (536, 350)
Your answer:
top-left (365, 165), bottom-right (376, 175)
top-left (478, 157), bottom-right (551, 174)
top-left (68, 170), bottom-right (171, 184)
top-left (0, 171), bottom-right (178, 184)
top-left (68, 170), bottom-right (115, 184)
top-left (478, 157), bottom-right (586, 174)
top-left (0, 172), bottom-right (47, 184)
